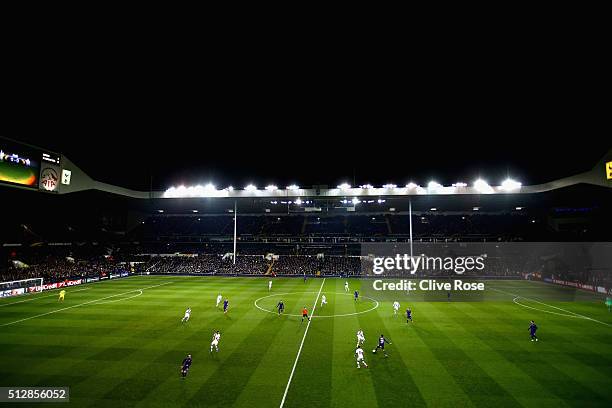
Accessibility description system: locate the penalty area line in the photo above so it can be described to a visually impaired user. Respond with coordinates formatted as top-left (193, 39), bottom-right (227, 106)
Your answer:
top-left (0, 287), bottom-right (92, 308)
top-left (92, 289), bottom-right (143, 305)
top-left (279, 278), bottom-right (325, 408)
top-left (0, 281), bottom-right (174, 328)
top-left (489, 286), bottom-right (611, 327)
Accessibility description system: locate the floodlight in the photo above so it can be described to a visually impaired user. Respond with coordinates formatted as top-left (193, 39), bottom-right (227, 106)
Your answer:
top-left (500, 178), bottom-right (522, 191)
top-left (163, 187), bottom-right (176, 198)
top-left (474, 179), bottom-right (494, 194)
top-left (428, 181), bottom-right (443, 192)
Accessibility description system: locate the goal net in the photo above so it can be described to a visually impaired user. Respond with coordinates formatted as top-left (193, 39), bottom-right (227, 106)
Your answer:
top-left (0, 277), bottom-right (44, 298)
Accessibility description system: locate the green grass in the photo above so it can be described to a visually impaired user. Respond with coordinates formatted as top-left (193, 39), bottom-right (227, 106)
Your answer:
top-left (0, 276), bottom-right (611, 408)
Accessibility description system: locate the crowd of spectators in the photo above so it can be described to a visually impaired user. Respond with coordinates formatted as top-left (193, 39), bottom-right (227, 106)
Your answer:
top-left (319, 256), bottom-right (362, 276)
top-left (140, 255), bottom-right (269, 275)
top-left (272, 256), bottom-right (321, 275)
top-left (0, 257), bottom-right (128, 284)
top-left (2, 239), bottom-right (610, 289)
top-left (113, 254), bottom-right (362, 276)
top-left (2, 251), bottom-right (610, 291)
top-left (139, 255), bottom-right (363, 277)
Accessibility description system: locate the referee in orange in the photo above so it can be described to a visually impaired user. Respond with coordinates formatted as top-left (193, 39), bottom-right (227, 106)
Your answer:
top-left (301, 307), bottom-right (310, 323)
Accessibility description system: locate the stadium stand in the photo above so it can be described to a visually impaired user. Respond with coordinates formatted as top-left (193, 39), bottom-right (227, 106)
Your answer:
top-left (1, 181), bottom-right (611, 288)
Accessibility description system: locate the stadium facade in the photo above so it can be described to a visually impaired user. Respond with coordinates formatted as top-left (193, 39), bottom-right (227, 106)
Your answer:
top-left (1, 137), bottom-right (611, 291)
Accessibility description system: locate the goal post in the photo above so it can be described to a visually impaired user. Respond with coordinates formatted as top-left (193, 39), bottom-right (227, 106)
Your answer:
top-left (0, 277), bottom-right (44, 298)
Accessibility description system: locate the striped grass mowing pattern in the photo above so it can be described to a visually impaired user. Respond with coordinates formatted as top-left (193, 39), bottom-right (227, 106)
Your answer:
top-left (0, 276), bottom-right (611, 407)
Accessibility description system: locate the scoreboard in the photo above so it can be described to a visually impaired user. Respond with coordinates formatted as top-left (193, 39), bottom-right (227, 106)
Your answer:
top-left (0, 138), bottom-right (61, 192)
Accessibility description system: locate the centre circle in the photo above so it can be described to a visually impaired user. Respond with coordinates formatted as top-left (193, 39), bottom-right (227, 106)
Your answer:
top-left (254, 291), bottom-right (379, 318)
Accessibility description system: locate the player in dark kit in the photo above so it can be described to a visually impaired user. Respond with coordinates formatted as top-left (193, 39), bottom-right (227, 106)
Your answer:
top-left (354, 290), bottom-right (359, 302)
top-left (373, 334), bottom-right (392, 357)
top-left (406, 308), bottom-right (412, 323)
top-left (529, 320), bottom-right (538, 341)
top-left (223, 299), bottom-right (229, 314)
top-left (180, 354), bottom-right (192, 378)
top-left (277, 300), bottom-right (285, 316)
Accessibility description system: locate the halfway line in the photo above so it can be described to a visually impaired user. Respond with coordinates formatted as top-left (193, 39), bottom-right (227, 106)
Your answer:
top-left (279, 278), bottom-right (325, 408)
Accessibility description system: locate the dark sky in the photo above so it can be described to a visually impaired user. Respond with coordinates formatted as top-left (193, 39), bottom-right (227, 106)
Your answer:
top-left (11, 133), bottom-right (609, 192)
top-left (3, 40), bottom-right (609, 192)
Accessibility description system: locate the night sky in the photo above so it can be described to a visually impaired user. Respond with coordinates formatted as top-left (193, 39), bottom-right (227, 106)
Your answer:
top-left (10, 133), bottom-right (608, 193)
top-left (3, 51), bottom-right (609, 192)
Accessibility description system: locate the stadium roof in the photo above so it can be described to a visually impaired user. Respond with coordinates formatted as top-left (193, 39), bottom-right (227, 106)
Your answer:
top-left (55, 148), bottom-right (612, 199)
top-left (2, 137), bottom-right (611, 199)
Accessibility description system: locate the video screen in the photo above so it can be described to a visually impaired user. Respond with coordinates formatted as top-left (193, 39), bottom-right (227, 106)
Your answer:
top-left (0, 140), bottom-right (40, 188)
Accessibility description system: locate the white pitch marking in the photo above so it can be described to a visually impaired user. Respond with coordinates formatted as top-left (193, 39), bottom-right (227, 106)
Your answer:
top-left (279, 278), bottom-right (325, 408)
top-left (0, 287), bottom-right (91, 308)
top-left (254, 291), bottom-right (379, 318)
top-left (0, 282), bottom-right (174, 327)
top-left (0, 274), bottom-right (140, 307)
top-left (92, 290), bottom-right (143, 305)
top-left (489, 286), bottom-right (611, 327)
top-left (513, 297), bottom-right (581, 318)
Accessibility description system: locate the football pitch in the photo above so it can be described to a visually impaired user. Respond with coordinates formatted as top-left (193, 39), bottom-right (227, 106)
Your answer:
top-left (1, 276), bottom-right (611, 408)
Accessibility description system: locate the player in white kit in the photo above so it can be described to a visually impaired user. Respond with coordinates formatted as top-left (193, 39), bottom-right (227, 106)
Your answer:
top-left (393, 301), bottom-right (400, 316)
top-left (268, 280), bottom-right (272, 291)
top-left (355, 346), bottom-right (368, 368)
top-left (356, 329), bottom-right (365, 347)
top-left (216, 294), bottom-right (223, 308)
top-left (345, 281), bottom-right (349, 292)
top-left (321, 294), bottom-right (327, 307)
top-left (181, 307), bottom-right (191, 323)
top-left (210, 330), bottom-right (221, 352)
